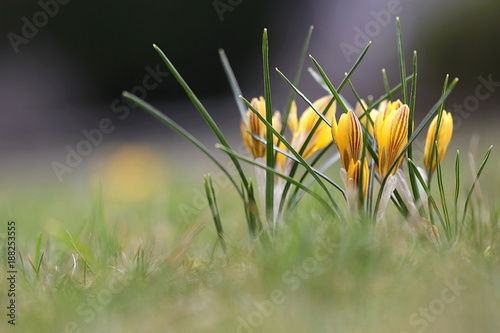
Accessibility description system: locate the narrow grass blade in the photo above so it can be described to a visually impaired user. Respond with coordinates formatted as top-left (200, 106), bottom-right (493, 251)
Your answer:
top-left (92, 182), bottom-right (115, 253)
top-left (409, 51), bottom-right (418, 119)
top-left (122, 92), bottom-right (241, 197)
top-left (152, 44), bottom-right (249, 189)
top-left (204, 174), bottom-right (227, 254)
top-left (435, 142), bottom-right (451, 238)
top-left (243, 180), bottom-right (264, 240)
top-left (396, 17), bottom-right (407, 104)
top-left (460, 146), bottom-right (493, 233)
top-left (219, 49), bottom-right (247, 125)
top-left (407, 50), bottom-right (422, 213)
top-left (382, 69), bottom-right (393, 101)
top-left (18, 252), bottom-right (27, 280)
top-left (36, 254), bottom-right (44, 278)
top-left (454, 150), bottom-right (460, 233)
top-left (262, 29), bottom-right (274, 222)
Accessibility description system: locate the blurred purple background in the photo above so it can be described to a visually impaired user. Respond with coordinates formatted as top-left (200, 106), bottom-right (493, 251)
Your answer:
top-left (1, 0), bottom-right (499, 182)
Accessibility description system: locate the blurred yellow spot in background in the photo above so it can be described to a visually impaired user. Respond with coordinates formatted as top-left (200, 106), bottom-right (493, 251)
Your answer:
top-left (92, 144), bottom-right (167, 203)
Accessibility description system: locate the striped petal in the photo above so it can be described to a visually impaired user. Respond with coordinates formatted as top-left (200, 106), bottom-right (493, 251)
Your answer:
top-left (377, 104), bottom-right (409, 178)
top-left (424, 111), bottom-right (453, 172)
top-left (333, 110), bottom-right (363, 170)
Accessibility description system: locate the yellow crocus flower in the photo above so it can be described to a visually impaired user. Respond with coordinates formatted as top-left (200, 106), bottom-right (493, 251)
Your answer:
top-left (331, 109), bottom-right (362, 170)
top-left (424, 111), bottom-right (453, 172)
top-left (288, 96), bottom-right (336, 159)
top-left (332, 109), bottom-right (369, 199)
top-left (373, 99), bottom-right (403, 142)
top-left (375, 103), bottom-right (410, 179)
top-left (240, 96), bottom-right (282, 160)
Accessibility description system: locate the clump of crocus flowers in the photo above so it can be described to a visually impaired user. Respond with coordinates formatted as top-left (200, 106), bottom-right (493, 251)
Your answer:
top-left (240, 95), bottom-right (453, 225)
top-left (240, 95), bottom-right (336, 220)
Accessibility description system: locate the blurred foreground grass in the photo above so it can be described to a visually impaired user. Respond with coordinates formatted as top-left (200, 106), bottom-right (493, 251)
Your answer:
top-left (1, 134), bottom-right (499, 333)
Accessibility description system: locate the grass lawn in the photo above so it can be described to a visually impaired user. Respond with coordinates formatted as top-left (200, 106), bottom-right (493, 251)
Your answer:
top-left (1, 136), bottom-right (499, 333)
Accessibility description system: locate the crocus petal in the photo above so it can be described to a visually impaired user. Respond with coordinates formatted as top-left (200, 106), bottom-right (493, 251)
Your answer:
top-left (272, 110), bottom-right (282, 143)
top-left (374, 99), bottom-right (403, 141)
top-left (424, 111), bottom-right (453, 172)
top-left (376, 174), bottom-right (399, 222)
top-left (377, 104), bottom-right (409, 178)
top-left (275, 140), bottom-right (287, 172)
top-left (240, 119), bottom-right (255, 158)
top-left (333, 110), bottom-right (363, 170)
